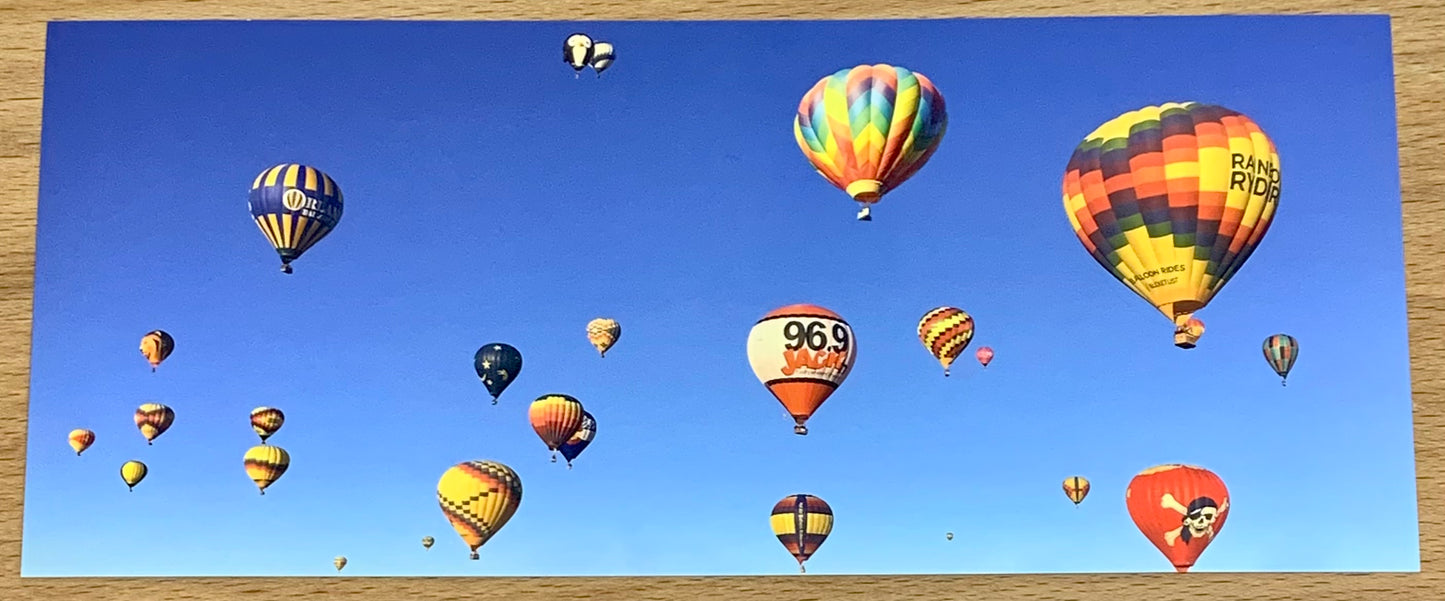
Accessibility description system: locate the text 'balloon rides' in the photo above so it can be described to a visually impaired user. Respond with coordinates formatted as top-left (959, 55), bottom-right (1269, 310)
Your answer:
top-left (243, 445), bottom-right (291, 495)
top-left (795, 64), bottom-right (948, 222)
top-left (437, 460), bottom-right (522, 560)
top-left (1263, 333), bottom-right (1299, 386)
top-left (771, 494), bottom-right (834, 573)
top-left (68, 428), bottom-right (95, 456)
top-left (1062, 102), bottom-right (1279, 348)
top-left (249, 163), bottom-right (344, 275)
top-left (918, 307), bottom-right (974, 377)
top-left (139, 330), bottom-right (174, 372)
top-left (475, 343), bottom-right (523, 404)
top-left (1126, 464), bottom-right (1230, 572)
top-left (747, 304), bottom-right (857, 435)
top-left (134, 403), bottom-right (174, 445)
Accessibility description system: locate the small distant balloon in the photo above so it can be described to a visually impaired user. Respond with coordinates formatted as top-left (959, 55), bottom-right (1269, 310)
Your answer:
top-left (770, 494), bottom-right (833, 573)
top-left (945, 532), bottom-right (954, 541)
top-left (134, 403), bottom-right (175, 445)
top-left (68, 428), bottom-right (95, 456)
top-left (976, 346), bottom-right (994, 368)
top-left (333, 556), bottom-right (347, 572)
top-left (1177, 317), bottom-right (1206, 349)
top-left (139, 330), bottom-right (174, 372)
top-left (918, 307), bottom-right (974, 377)
top-left (243, 444), bottom-right (291, 495)
top-left (1063, 476), bottom-right (1090, 505)
top-left (563, 33), bottom-right (594, 78)
top-left (422, 536), bottom-right (435, 550)
top-left (475, 343), bottom-right (523, 404)
top-left (120, 460), bottom-right (147, 491)
top-left (250, 407), bottom-right (285, 443)
top-left (586, 318), bottom-right (621, 357)
top-left (1263, 333), bottom-right (1299, 386)
top-left (589, 41), bottom-right (615, 76)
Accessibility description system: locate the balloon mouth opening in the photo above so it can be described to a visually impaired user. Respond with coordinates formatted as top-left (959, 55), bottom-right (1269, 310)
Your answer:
top-left (1174, 565), bottom-right (1192, 573)
top-left (846, 179), bottom-right (884, 202)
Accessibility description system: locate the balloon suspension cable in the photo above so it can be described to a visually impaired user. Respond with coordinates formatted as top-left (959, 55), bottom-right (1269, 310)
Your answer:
top-left (799, 562), bottom-right (806, 574)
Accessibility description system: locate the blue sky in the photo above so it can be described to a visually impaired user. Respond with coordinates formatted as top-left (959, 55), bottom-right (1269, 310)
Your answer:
top-left (23, 15), bottom-right (1415, 577)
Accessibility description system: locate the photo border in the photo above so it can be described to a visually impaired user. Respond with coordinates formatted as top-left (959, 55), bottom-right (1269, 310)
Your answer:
top-left (1, 1), bottom-right (1440, 599)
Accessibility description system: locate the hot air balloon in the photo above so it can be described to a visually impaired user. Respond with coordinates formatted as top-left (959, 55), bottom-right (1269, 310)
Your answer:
top-left (586, 318), bottom-right (621, 357)
top-left (474, 343), bottom-right (523, 404)
top-left (243, 444), bottom-right (290, 495)
top-left (68, 428), bottom-right (95, 456)
top-left (1062, 102), bottom-right (1279, 348)
top-left (589, 41), bottom-right (615, 76)
top-left (333, 556), bottom-right (347, 572)
top-left (1263, 333), bottom-right (1299, 386)
top-left (563, 33), bottom-right (594, 78)
top-left (134, 403), bottom-right (174, 445)
top-left (748, 304), bottom-right (857, 435)
top-left (795, 64), bottom-right (948, 221)
top-left (559, 411), bottom-right (596, 469)
top-left (248, 163), bottom-right (344, 274)
top-left (976, 346), bottom-right (994, 368)
top-left (139, 330), bottom-right (174, 372)
top-left (918, 307), bottom-right (974, 377)
top-left (120, 460), bottom-right (147, 491)
top-left (422, 536), bottom-right (435, 550)
top-left (437, 460), bottom-right (523, 560)
top-left (945, 532), bottom-right (954, 541)
top-left (1063, 476), bottom-right (1090, 505)
top-left (770, 494), bottom-right (833, 573)
top-left (1126, 464), bottom-right (1230, 572)
top-left (529, 394), bottom-right (585, 462)
top-left (250, 407), bottom-right (284, 443)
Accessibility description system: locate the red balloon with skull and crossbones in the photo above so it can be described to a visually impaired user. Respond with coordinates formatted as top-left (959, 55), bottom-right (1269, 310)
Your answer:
top-left (1125, 464), bottom-right (1230, 572)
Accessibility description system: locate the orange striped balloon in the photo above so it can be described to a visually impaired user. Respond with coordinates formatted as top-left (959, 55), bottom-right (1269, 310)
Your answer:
top-left (250, 407), bottom-right (285, 443)
top-left (68, 428), bottom-right (95, 456)
top-left (528, 394), bottom-right (585, 462)
top-left (917, 307), bottom-right (974, 377)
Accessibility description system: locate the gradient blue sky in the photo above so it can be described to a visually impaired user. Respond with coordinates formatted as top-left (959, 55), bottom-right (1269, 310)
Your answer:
top-left (22, 15), bottom-right (1415, 577)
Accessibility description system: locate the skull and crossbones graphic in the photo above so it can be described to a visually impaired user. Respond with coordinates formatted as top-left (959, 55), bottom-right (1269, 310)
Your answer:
top-left (1161, 493), bottom-right (1228, 546)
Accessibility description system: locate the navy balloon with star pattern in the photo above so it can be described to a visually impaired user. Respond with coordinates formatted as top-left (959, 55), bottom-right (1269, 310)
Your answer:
top-left (474, 343), bottom-right (523, 404)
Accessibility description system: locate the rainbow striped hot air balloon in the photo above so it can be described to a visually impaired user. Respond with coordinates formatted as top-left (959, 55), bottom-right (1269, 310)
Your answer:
top-left (795, 64), bottom-right (948, 221)
top-left (1062, 102), bottom-right (1279, 348)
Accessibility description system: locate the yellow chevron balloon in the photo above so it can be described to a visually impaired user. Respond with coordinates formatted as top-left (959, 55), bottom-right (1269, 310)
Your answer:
top-left (243, 445), bottom-right (291, 495)
top-left (917, 307), bottom-right (975, 377)
top-left (437, 460), bottom-right (523, 560)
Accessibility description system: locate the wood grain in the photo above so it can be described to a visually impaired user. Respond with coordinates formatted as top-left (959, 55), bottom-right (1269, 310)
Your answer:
top-left (2, 1), bottom-right (1442, 599)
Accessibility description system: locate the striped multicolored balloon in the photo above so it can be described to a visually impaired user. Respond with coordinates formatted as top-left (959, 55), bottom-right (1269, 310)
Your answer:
top-left (1062, 102), bottom-right (1279, 348)
top-left (918, 307), bottom-right (974, 377)
top-left (794, 64), bottom-right (947, 221)
top-left (1262, 333), bottom-right (1299, 386)
top-left (769, 494), bottom-right (834, 573)
top-left (134, 403), bottom-right (175, 445)
top-left (243, 444), bottom-right (290, 495)
top-left (437, 460), bottom-right (522, 560)
top-left (529, 394), bottom-right (585, 462)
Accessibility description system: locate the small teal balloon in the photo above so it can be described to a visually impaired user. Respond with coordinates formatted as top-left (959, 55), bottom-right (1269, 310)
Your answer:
top-left (474, 343), bottom-right (523, 404)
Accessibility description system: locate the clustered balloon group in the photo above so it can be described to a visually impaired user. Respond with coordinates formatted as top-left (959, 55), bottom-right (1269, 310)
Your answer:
top-left (63, 40), bottom-right (1311, 575)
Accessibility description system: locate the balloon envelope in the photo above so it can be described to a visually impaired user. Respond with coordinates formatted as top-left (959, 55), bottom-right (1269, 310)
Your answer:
top-left (139, 330), bottom-right (174, 372)
top-left (474, 343), bottom-right (523, 403)
top-left (918, 307), bottom-right (974, 376)
top-left (1263, 333), bottom-right (1299, 385)
top-left (586, 318), bottom-right (621, 357)
top-left (794, 64), bottom-right (948, 219)
top-left (770, 494), bottom-right (834, 573)
top-left (1126, 464), bottom-right (1230, 572)
top-left (559, 411), bottom-right (597, 468)
top-left (1063, 475), bottom-right (1090, 505)
top-left (243, 445), bottom-right (291, 494)
top-left (747, 304), bottom-right (857, 435)
top-left (248, 163), bottom-right (344, 274)
top-left (250, 407), bottom-right (285, 443)
top-left (68, 428), bottom-right (95, 456)
top-left (1062, 102), bottom-right (1279, 348)
top-left (134, 403), bottom-right (175, 445)
top-left (437, 460), bottom-right (523, 560)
